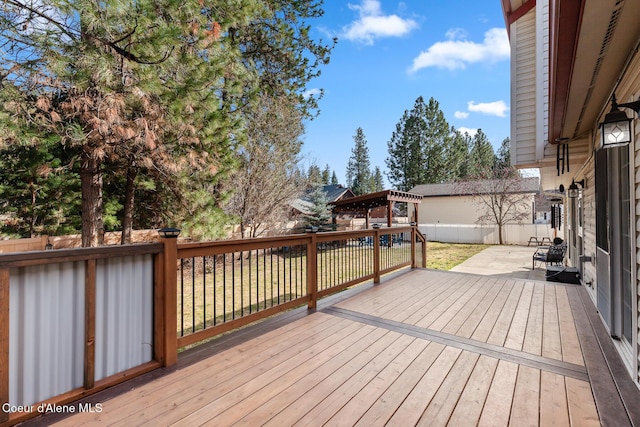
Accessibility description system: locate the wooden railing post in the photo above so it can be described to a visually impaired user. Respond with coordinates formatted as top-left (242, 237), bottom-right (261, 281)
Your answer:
top-left (373, 229), bottom-right (381, 283)
top-left (84, 260), bottom-right (96, 390)
top-left (162, 237), bottom-right (178, 366)
top-left (411, 227), bottom-right (417, 269)
top-left (0, 269), bottom-right (9, 424)
top-left (307, 234), bottom-right (318, 309)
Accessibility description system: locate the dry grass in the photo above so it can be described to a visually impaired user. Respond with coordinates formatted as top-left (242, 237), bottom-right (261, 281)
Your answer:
top-left (426, 241), bottom-right (490, 270)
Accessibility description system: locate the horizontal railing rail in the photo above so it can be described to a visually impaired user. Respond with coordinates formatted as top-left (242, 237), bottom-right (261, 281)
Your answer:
top-left (172, 226), bottom-right (425, 349)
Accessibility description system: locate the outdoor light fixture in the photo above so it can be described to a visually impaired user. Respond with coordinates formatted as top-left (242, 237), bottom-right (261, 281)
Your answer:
top-left (567, 179), bottom-right (584, 199)
top-left (158, 227), bottom-right (181, 238)
top-left (45, 238), bottom-right (53, 250)
top-left (599, 95), bottom-right (640, 148)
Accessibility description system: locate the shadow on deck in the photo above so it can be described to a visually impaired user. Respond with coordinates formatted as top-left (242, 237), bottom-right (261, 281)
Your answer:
top-left (26, 267), bottom-right (640, 426)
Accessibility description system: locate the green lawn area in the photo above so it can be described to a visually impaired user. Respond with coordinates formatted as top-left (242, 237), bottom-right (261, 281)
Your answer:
top-left (426, 241), bottom-right (489, 270)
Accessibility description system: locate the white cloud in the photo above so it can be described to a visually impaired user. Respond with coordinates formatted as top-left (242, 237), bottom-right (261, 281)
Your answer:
top-left (304, 88), bottom-right (322, 99)
top-left (454, 111), bottom-right (469, 119)
top-left (467, 100), bottom-right (509, 117)
top-left (343, 0), bottom-right (418, 45)
top-left (457, 127), bottom-right (478, 137)
top-left (409, 27), bottom-right (509, 72)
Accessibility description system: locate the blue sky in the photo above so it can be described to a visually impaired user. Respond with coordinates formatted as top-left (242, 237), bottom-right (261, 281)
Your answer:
top-left (301, 0), bottom-right (510, 185)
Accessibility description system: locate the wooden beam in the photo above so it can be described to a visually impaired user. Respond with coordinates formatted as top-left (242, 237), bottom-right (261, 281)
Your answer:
top-left (84, 260), bottom-right (96, 390)
top-left (507, 0), bottom-right (536, 26)
top-left (162, 238), bottom-right (178, 367)
top-left (0, 269), bottom-right (9, 424)
top-left (373, 230), bottom-right (381, 284)
top-left (307, 234), bottom-right (318, 310)
top-left (153, 252), bottom-right (166, 365)
top-left (548, 0), bottom-right (584, 143)
top-left (0, 243), bottom-right (163, 269)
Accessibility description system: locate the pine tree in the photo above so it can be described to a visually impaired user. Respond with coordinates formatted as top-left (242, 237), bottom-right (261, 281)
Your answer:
top-left (386, 96), bottom-right (451, 190)
top-left (307, 165), bottom-right (323, 186)
top-left (330, 171), bottom-right (339, 185)
top-left (495, 137), bottom-right (511, 171)
top-left (0, 0), bottom-right (334, 245)
top-left (446, 128), bottom-right (472, 180)
top-left (372, 167), bottom-right (385, 192)
top-left (468, 130), bottom-right (496, 177)
top-left (0, 138), bottom-right (81, 237)
top-left (346, 127), bottom-right (372, 196)
top-left (304, 185), bottom-right (331, 227)
top-left (321, 165), bottom-right (331, 184)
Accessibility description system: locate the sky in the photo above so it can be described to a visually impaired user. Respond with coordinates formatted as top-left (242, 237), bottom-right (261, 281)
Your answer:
top-left (300, 0), bottom-right (511, 185)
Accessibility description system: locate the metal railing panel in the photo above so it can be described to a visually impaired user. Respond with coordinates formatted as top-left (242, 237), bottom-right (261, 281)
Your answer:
top-left (94, 255), bottom-right (154, 381)
top-left (9, 262), bottom-right (85, 407)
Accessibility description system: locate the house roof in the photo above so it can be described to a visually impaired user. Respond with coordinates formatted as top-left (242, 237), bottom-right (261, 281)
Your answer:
top-left (410, 177), bottom-right (540, 197)
top-left (329, 189), bottom-right (422, 213)
top-left (290, 184), bottom-right (355, 215)
top-left (321, 184), bottom-right (355, 202)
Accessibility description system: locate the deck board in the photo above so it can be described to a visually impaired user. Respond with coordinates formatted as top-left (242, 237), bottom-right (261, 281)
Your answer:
top-left (39, 269), bottom-right (636, 427)
top-left (478, 359), bottom-right (519, 427)
top-left (542, 285), bottom-right (563, 361)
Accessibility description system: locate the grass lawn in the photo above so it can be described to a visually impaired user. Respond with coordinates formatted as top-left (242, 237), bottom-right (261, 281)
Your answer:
top-left (426, 241), bottom-right (490, 270)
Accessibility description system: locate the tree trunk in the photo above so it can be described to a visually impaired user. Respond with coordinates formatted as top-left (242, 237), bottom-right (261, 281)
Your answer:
top-left (121, 167), bottom-right (137, 244)
top-left (29, 179), bottom-right (36, 237)
top-left (498, 224), bottom-right (504, 245)
top-left (81, 152), bottom-right (104, 247)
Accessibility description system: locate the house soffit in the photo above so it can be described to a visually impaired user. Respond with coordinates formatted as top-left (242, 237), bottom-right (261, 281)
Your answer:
top-left (552, 0), bottom-right (640, 143)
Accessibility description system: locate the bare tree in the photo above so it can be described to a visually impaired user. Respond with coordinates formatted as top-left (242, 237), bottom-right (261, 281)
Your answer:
top-left (225, 94), bottom-right (305, 238)
top-left (456, 168), bottom-right (534, 245)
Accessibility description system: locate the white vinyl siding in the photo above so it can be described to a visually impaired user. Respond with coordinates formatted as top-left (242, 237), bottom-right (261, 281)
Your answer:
top-left (511, 8), bottom-right (538, 167)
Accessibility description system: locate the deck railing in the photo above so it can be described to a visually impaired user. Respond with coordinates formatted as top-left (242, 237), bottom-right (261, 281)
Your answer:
top-left (0, 226), bottom-right (425, 426)
top-left (173, 226), bottom-right (425, 349)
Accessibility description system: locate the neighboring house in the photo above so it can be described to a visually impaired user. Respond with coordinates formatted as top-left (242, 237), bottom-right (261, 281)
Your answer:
top-left (534, 192), bottom-right (553, 224)
top-left (410, 177), bottom-right (539, 225)
top-left (289, 184), bottom-right (355, 217)
top-left (502, 0), bottom-right (640, 384)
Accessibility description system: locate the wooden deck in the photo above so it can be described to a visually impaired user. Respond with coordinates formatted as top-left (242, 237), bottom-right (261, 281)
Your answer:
top-left (31, 269), bottom-right (640, 426)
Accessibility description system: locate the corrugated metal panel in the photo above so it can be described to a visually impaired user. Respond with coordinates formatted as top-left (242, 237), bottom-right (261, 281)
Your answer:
top-left (94, 254), bottom-right (153, 381)
top-left (9, 262), bottom-right (85, 407)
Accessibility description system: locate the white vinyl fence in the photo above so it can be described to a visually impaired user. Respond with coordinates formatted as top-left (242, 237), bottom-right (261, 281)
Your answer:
top-left (419, 223), bottom-right (556, 245)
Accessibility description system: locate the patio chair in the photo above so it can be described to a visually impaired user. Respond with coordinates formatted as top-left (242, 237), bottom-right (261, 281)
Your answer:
top-left (532, 243), bottom-right (566, 269)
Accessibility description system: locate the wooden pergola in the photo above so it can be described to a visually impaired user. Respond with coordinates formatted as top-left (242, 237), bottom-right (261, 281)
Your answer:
top-left (329, 189), bottom-right (423, 228)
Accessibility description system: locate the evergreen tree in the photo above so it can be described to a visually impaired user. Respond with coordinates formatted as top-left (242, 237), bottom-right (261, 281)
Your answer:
top-left (0, 138), bottom-right (81, 237)
top-left (346, 127), bottom-right (372, 196)
top-left (330, 171), bottom-right (339, 185)
top-left (421, 97), bottom-right (451, 183)
top-left (468, 130), bottom-right (496, 177)
top-left (304, 185), bottom-right (331, 227)
top-left (0, 0), bottom-right (333, 245)
top-left (447, 128), bottom-right (472, 180)
top-left (321, 165), bottom-right (331, 184)
top-left (495, 137), bottom-right (511, 170)
top-left (386, 96), bottom-right (450, 190)
top-left (372, 167), bottom-right (384, 192)
top-left (307, 164), bottom-right (323, 186)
